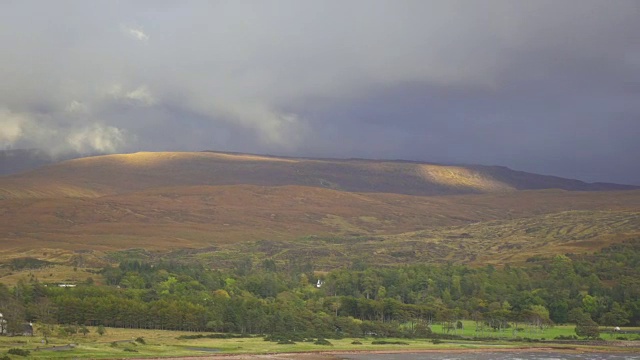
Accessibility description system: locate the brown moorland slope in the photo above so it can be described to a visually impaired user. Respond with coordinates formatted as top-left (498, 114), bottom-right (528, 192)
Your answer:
top-left (1, 184), bottom-right (639, 260)
top-left (1, 151), bottom-right (639, 274)
top-left (0, 151), bottom-right (636, 199)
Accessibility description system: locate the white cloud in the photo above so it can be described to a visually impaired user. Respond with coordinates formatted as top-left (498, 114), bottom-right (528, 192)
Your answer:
top-left (108, 85), bottom-right (156, 106)
top-left (122, 25), bottom-right (149, 42)
top-left (125, 86), bottom-right (156, 105)
top-left (215, 102), bottom-right (308, 147)
top-left (0, 107), bottom-right (127, 154)
top-left (65, 100), bottom-right (89, 114)
top-left (0, 108), bottom-right (27, 148)
top-left (66, 124), bottom-right (126, 153)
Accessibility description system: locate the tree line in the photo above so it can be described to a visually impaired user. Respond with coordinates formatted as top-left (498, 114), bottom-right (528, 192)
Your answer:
top-left (0, 239), bottom-right (638, 339)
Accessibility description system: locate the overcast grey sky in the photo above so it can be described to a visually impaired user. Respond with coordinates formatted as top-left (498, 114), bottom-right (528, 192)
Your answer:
top-left (1, 1), bottom-right (639, 184)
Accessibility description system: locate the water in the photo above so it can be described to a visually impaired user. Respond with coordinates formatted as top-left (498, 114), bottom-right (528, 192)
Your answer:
top-left (338, 352), bottom-right (640, 360)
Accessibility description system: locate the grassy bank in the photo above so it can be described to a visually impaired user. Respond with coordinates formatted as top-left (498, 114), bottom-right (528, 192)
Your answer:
top-left (1, 326), bottom-right (639, 359)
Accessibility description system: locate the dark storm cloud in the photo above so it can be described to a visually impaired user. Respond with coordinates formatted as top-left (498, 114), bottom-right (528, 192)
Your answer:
top-left (1, 1), bottom-right (639, 183)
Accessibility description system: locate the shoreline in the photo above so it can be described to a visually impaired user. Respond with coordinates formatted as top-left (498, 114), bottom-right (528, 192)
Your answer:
top-left (130, 344), bottom-right (640, 360)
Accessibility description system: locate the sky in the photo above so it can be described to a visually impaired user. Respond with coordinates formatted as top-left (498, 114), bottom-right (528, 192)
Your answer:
top-left (1, 1), bottom-right (639, 185)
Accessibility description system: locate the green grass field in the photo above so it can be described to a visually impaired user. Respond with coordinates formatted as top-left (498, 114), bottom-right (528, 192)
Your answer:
top-left (428, 320), bottom-right (640, 341)
top-left (1, 324), bottom-right (638, 359)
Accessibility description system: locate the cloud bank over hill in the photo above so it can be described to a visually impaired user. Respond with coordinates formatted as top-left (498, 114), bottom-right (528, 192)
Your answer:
top-left (1, 1), bottom-right (639, 183)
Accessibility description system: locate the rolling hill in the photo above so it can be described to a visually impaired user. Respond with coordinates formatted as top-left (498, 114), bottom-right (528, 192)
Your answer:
top-left (1, 151), bottom-right (639, 277)
top-left (0, 151), bottom-right (636, 199)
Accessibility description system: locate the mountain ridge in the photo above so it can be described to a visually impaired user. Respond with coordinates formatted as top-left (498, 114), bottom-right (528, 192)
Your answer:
top-left (0, 151), bottom-right (636, 199)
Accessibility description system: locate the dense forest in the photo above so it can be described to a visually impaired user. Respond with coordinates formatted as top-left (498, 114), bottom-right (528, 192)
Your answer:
top-left (0, 239), bottom-right (638, 340)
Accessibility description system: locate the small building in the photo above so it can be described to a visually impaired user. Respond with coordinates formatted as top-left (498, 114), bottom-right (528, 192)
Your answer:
top-left (23, 323), bottom-right (33, 336)
top-left (0, 313), bottom-right (6, 335)
top-left (0, 313), bottom-right (33, 336)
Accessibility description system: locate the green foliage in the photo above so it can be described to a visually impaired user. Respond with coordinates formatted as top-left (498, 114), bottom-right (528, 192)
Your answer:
top-left (63, 324), bottom-right (78, 335)
top-left (97, 325), bottom-right (106, 336)
top-left (371, 340), bottom-right (409, 345)
top-left (177, 333), bottom-right (247, 340)
top-left (1, 239), bottom-right (638, 342)
top-left (7, 257), bottom-right (52, 270)
top-left (7, 348), bottom-right (30, 356)
top-left (575, 317), bottom-right (600, 339)
top-left (135, 337), bottom-right (146, 344)
top-left (314, 338), bottom-right (333, 345)
top-left (79, 325), bottom-right (90, 336)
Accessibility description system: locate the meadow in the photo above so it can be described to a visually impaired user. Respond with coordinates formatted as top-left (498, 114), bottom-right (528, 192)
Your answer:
top-left (428, 321), bottom-right (640, 341)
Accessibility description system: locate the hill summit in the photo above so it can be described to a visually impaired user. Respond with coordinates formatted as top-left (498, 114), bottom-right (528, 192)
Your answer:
top-left (0, 151), bottom-right (636, 199)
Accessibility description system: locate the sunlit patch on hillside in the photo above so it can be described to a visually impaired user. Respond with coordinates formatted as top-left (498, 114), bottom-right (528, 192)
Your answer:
top-left (417, 164), bottom-right (515, 192)
top-left (71, 151), bottom-right (298, 169)
top-left (0, 183), bottom-right (102, 199)
top-left (108, 152), bottom-right (213, 167)
top-left (204, 152), bottom-right (298, 163)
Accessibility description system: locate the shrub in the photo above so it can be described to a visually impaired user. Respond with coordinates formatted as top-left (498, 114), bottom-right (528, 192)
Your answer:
top-left (575, 318), bottom-right (600, 339)
top-left (63, 324), bottom-right (78, 334)
top-left (371, 340), bottom-right (409, 345)
top-left (431, 339), bottom-right (443, 344)
top-left (351, 340), bottom-right (362, 345)
top-left (277, 339), bottom-right (295, 345)
top-left (178, 333), bottom-right (247, 340)
top-left (314, 338), bottom-right (333, 346)
top-left (79, 325), bottom-right (90, 336)
top-left (0, 355), bottom-right (11, 360)
top-left (123, 348), bottom-right (138, 352)
top-left (56, 327), bottom-right (68, 337)
top-left (554, 335), bottom-right (578, 340)
top-left (97, 325), bottom-right (106, 336)
top-left (135, 337), bottom-right (145, 344)
top-left (414, 323), bottom-right (432, 338)
top-left (9, 257), bottom-right (52, 270)
top-left (617, 336), bottom-right (629, 340)
top-left (8, 348), bottom-right (30, 356)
